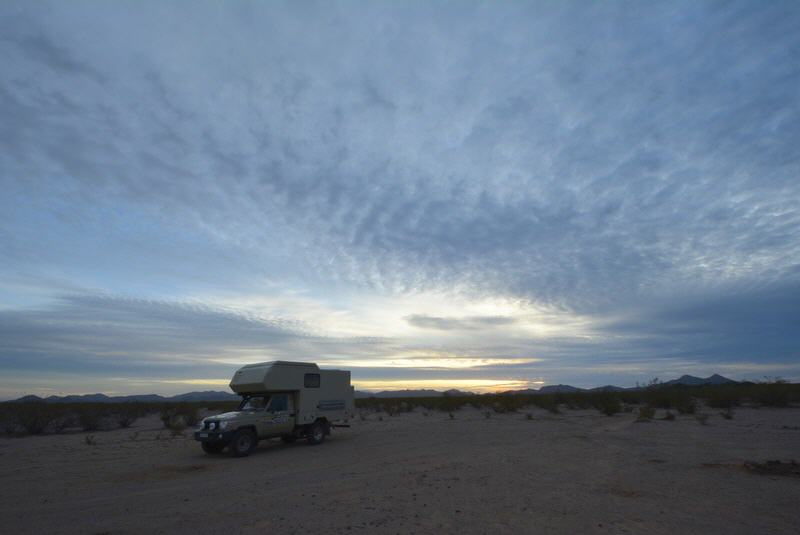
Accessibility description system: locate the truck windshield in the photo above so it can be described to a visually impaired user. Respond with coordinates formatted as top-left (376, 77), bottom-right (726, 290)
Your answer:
top-left (239, 395), bottom-right (270, 411)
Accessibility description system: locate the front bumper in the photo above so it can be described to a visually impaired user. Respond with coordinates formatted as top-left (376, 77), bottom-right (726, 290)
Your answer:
top-left (194, 429), bottom-right (235, 443)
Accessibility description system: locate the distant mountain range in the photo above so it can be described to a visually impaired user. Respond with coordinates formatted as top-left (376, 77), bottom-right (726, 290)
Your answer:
top-left (8, 374), bottom-right (740, 403)
top-left (356, 374), bottom-right (738, 398)
top-left (10, 390), bottom-right (240, 404)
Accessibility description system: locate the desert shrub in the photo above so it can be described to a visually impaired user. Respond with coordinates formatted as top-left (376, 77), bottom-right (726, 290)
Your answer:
top-left (483, 411), bottom-right (491, 419)
top-left (695, 413), bottom-right (709, 425)
top-left (594, 394), bottom-right (622, 416)
top-left (675, 394), bottom-right (697, 414)
top-left (0, 413), bottom-right (16, 435)
top-left (661, 411), bottom-right (676, 421)
top-left (719, 407), bottom-right (734, 420)
top-left (50, 413), bottom-right (75, 433)
top-left (117, 410), bottom-right (137, 428)
top-left (84, 434), bottom-right (97, 446)
top-left (751, 384), bottom-right (791, 407)
top-left (178, 405), bottom-right (199, 426)
top-left (167, 418), bottom-right (187, 437)
top-left (645, 390), bottom-right (675, 409)
top-left (15, 404), bottom-right (53, 435)
top-left (532, 396), bottom-right (560, 414)
top-left (160, 404), bottom-right (198, 429)
top-left (78, 407), bottom-right (102, 431)
top-left (525, 412), bottom-right (533, 420)
top-left (637, 405), bottom-right (656, 422)
top-left (703, 387), bottom-right (742, 409)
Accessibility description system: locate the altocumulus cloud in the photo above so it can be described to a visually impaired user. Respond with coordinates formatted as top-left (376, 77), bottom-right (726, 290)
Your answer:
top-left (1, 1), bottom-right (799, 396)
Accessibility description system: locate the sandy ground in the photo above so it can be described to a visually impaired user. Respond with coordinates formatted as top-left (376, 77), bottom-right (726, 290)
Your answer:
top-left (1, 406), bottom-right (798, 534)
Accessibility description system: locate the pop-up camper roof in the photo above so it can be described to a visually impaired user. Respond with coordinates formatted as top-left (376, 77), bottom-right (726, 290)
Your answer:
top-left (229, 361), bottom-right (320, 394)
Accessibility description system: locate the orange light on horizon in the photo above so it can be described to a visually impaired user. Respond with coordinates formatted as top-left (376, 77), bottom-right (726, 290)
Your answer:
top-left (352, 378), bottom-right (543, 393)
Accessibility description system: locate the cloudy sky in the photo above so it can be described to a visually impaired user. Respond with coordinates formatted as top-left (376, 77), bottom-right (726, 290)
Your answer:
top-left (1, 1), bottom-right (799, 398)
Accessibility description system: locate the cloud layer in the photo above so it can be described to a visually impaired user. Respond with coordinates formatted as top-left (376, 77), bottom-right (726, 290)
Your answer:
top-left (1, 1), bottom-right (799, 396)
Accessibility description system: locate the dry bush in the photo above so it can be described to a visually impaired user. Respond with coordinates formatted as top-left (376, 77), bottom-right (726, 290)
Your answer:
top-left (637, 405), bottom-right (656, 422)
top-left (78, 407), bottom-right (102, 431)
top-left (595, 395), bottom-right (622, 416)
top-left (15, 404), bottom-right (53, 435)
top-left (115, 407), bottom-right (139, 428)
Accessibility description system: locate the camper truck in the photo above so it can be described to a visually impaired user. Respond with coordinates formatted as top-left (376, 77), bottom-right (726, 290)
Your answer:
top-left (194, 361), bottom-right (354, 457)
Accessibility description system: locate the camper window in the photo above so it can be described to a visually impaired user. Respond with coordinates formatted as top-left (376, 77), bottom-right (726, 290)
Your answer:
top-left (304, 373), bottom-right (321, 388)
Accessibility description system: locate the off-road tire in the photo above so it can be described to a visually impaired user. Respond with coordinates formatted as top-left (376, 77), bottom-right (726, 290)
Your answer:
top-left (228, 429), bottom-right (257, 457)
top-left (307, 421), bottom-right (326, 445)
top-left (201, 442), bottom-right (225, 454)
top-left (280, 435), bottom-right (296, 444)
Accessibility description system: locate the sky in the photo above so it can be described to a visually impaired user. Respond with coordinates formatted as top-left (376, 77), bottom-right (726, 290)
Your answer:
top-left (1, 1), bottom-right (799, 399)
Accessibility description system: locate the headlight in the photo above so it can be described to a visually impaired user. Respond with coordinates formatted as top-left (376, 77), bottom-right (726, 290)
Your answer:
top-left (208, 422), bottom-right (217, 430)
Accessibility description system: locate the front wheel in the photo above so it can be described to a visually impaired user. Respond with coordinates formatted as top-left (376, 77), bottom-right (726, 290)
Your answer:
top-left (307, 421), bottom-right (326, 445)
top-left (228, 429), bottom-right (257, 457)
top-left (201, 442), bottom-right (225, 454)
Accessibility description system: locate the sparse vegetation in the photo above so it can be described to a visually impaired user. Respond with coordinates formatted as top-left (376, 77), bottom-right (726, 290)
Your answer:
top-left (0, 400), bottom-right (237, 437)
top-left (719, 407), bottom-right (734, 420)
top-left (695, 413), bottom-right (709, 425)
top-left (595, 395), bottom-right (622, 416)
top-left (159, 404), bottom-right (199, 431)
top-left (354, 382), bottom-right (800, 417)
top-left (1, 382), bottom-right (797, 438)
top-left (84, 434), bottom-right (96, 446)
top-left (78, 407), bottom-right (102, 431)
top-left (637, 405), bottom-right (656, 422)
top-left (15, 404), bottom-right (54, 435)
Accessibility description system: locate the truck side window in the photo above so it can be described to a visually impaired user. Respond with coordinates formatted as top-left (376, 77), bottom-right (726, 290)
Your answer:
top-left (304, 373), bottom-right (320, 388)
top-left (269, 394), bottom-right (288, 412)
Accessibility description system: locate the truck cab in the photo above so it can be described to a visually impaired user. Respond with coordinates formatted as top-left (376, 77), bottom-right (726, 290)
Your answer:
top-left (194, 361), bottom-right (353, 457)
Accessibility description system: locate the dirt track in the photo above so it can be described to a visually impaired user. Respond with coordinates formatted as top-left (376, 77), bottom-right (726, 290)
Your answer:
top-left (1, 407), bottom-right (799, 534)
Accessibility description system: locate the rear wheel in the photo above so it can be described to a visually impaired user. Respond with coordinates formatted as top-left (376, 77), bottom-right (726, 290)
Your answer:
top-left (307, 421), bottom-right (326, 445)
top-left (228, 429), bottom-right (257, 457)
top-left (201, 442), bottom-right (225, 454)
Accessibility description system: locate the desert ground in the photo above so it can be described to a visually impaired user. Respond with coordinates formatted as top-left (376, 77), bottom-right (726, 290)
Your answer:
top-left (1, 406), bottom-right (798, 534)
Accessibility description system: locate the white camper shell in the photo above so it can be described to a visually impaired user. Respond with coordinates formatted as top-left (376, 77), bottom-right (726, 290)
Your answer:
top-left (229, 361), bottom-right (354, 425)
top-left (195, 361), bottom-right (354, 457)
